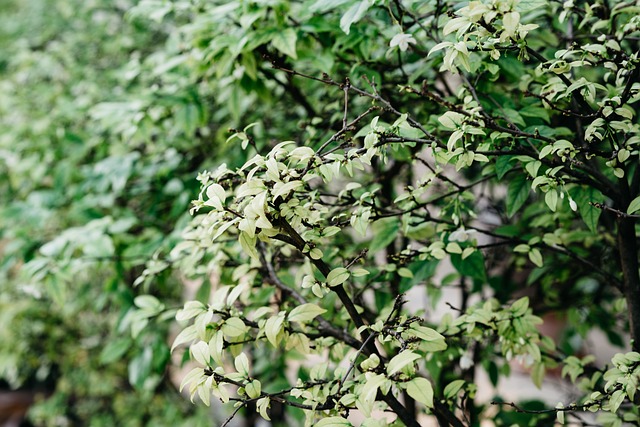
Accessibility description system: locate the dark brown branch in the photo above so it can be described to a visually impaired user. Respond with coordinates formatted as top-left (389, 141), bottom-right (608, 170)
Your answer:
top-left (591, 202), bottom-right (640, 219)
top-left (257, 242), bottom-right (362, 349)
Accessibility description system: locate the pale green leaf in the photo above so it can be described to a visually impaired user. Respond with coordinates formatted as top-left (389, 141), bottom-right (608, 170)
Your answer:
top-left (234, 353), bottom-right (250, 377)
top-left (340, 0), bottom-right (371, 34)
top-left (444, 380), bottom-right (465, 399)
top-left (287, 303), bottom-right (327, 323)
top-left (529, 248), bottom-right (543, 267)
top-left (221, 317), bottom-right (246, 338)
top-left (257, 397), bottom-right (271, 421)
top-left (265, 314), bottom-right (285, 347)
top-left (171, 324), bottom-right (198, 352)
top-left (245, 379), bottom-right (261, 399)
top-left (176, 301), bottom-right (207, 322)
top-left (405, 377), bottom-right (434, 408)
top-left (271, 29), bottom-right (298, 59)
top-left (134, 295), bottom-right (163, 312)
top-left (327, 267), bottom-right (350, 287)
top-left (545, 189), bottom-right (559, 212)
top-left (627, 195), bottom-right (640, 215)
top-left (387, 351), bottom-right (421, 376)
top-left (191, 341), bottom-right (210, 366)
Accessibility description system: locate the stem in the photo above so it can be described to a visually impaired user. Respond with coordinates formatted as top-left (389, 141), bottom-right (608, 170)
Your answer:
top-left (617, 216), bottom-right (640, 352)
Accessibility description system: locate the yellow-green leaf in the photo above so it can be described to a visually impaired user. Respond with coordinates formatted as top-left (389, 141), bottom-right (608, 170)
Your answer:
top-left (327, 267), bottom-right (350, 287)
top-left (405, 377), bottom-right (434, 408)
top-left (287, 303), bottom-right (327, 323)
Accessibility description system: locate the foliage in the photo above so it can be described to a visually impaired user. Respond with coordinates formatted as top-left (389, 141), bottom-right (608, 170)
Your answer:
top-left (2, 0), bottom-right (640, 426)
top-left (0, 0), bottom-right (213, 425)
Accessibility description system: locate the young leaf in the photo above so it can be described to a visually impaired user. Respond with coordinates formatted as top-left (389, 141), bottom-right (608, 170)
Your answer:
top-left (205, 183), bottom-right (226, 210)
top-left (265, 314), bottom-right (285, 347)
top-left (234, 353), bottom-right (250, 377)
top-left (257, 397), bottom-right (271, 421)
top-left (627, 195), bottom-right (640, 215)
top-left (191, 341), bottom-right (210, 366)
top-left (327, 267), bottom-right (350, 287)
top-left (134, 295), bottom-right (163, 313)
top-left (245, 379), bottom-right (261, 399)
top-left (387, 351), bottom-right (421, 376)
top-left (221, 317), bottom-right (247, 338)
top-left (339, 0), bottom-right (371, 34)
top-left (176, 300), bottom-right (207, 322)
top-left (444, 380), bottom-right (465, 399)
top-left (271, 29), bottom-right (298, 59)
top-left (529, 248), bottom-right (544, 267)
top-left (405, 377), bottom-right (434, 408)
top-left (171, 324), bottom-right (198, 352)
top-left (287, 303), bottom-right (327, 323)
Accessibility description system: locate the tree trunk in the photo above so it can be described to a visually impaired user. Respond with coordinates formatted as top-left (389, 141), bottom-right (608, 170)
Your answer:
top-left (617, 216), bottom-right (640, 352)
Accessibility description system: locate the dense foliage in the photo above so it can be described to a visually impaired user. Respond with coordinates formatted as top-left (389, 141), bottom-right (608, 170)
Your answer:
top-left (2, 0), bottom-right (640, 426)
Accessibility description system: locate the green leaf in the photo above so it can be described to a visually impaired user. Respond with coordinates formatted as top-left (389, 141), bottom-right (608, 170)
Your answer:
top-left (519, 105), bottom-right (551, 124)
top-left (545, 189), bottom-right (559, 212)
top-left (528, 248), bottom-right (544, 267)
top-left (387, 351), bottom-right (421, 376)
top-left (495, 156), bottom-right (515, 180)
top-left (100, 337), bottom-right (132, 365)
top-left (221, 317), bottom-right (246, 338)
top-left (399, 260), bottom-right (438, 293)
top-left (405, 377), bottom-right (434, 408)
top-left (409, 325), bottom-right (445, 342)
top-left (270, 28), bottom-right (298, 59)
top-left (288, 303), bottom-right (327, 323)
top-left (245, 379), bottom-right (261, 399)
top-left (403, 323), bottom-right (447, 352)
top-left (128, 347), bottom-right (153, 390)
top-left (506, 173), bottom-right (530, 217)
top-left (265, 314), bottom-right (285, 347)
top-left (609, 389), bottom-right (625, 413)
top-left (234, 353), bottom-right (250, 377)
top-left (191, 341), bottom-right (210, 366)
top-left (569, 186), bottom-right (602, 233)
top-left (531, 362), bottom-right (545, 388)
top-left (327, 267), bottom-right (350, 287)
top-left (517, 0), bottom-right (548, 12)
top-left (339, 0), bottom-right (372, 34)
top-left (627, 195), bottom-right (640, 215)
top-left (451, 251), bottom-right (487, 282)
top-left (134, 295), bottom-right (163, 313)
top-left (511, 297), bottom-right (529, 316)
top-left (369, 218), bottom-right (399, 252)
top-left (444, 380), bottom-right (465, 399)
top-left (502, 108), bottom-right (526, 127)
top-left (310, 0), bottom-right (353, 13)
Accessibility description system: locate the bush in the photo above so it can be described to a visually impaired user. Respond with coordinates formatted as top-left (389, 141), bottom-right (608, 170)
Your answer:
top-left (2, 0), bottom-right (640, 426)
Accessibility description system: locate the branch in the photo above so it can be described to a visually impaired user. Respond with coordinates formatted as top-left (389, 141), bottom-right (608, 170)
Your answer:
top-left (257, 242), bottom-right (362, 349)
top-left (274, 217), bottom-right (368, 332)
top-left (591, 202), bottom-right (640, 219)
top-left (525, 47), bottom-right (595, 113)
